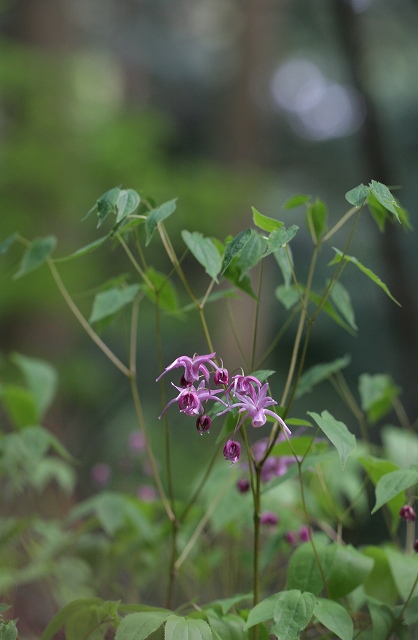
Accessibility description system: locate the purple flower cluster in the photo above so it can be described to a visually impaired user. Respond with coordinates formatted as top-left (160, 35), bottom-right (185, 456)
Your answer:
top-left (157, 352), bottom-right (290, 465)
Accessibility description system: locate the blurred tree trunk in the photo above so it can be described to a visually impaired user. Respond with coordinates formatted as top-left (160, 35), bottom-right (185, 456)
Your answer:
top-left (332, 0), bottom-right (418, 418)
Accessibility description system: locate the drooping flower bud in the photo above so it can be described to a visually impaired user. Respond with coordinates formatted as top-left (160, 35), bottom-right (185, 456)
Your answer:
top-left (237, 478), bottom-right (250, 493)
top-left (298, 525), bottom-right (310, 542)
top-left (400, 505), bottom-right (416, 522)
top-left (223, 439), bottom-right (241, 465)
top-left (285, 531), bottom-right (296, 544)
top-left (414, 539), bottom-right (418, 553)
top-left (196, 414), bottom-right (211, 435)
top-left (214, 368), bottom-right (229, 386)
top-left (260, 511), bottom-right (279, 526)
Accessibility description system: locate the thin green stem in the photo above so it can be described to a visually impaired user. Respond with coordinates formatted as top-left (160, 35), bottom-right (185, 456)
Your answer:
top-left (116, 232), bottom-right (155, 289)
top-left (322, 205), bottom-right (358, 243)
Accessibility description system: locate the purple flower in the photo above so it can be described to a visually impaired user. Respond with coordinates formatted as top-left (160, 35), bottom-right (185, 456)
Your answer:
top-left (223, 439), bottom-right (241, 465)
top-left (228, 374), bottom-right (261, 395)
top-left (237, 478), bottom-right (250, 493)
top-left (214, 368), bottom-right (230, 386)
top-left (260, 511), bottom-right (279, 526)
top-left (285, 531), bottom-right (296, 544)
top-left (196, 414), bottom-right (211, 434)
top-left (400, 505), bottom-right (416, 522)
top-left (220, 383), bottom-right (290, 432)
top-left (157, 352), bottom-right (217, 386)
top-left (159, 381), bottom-right (225, 419)
top-left (298, 525), bottom-right (310, 542)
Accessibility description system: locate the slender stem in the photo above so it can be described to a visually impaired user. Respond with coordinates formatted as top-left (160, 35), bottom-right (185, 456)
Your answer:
top-left (116, 232), bottom-right (155, 289)
top-left (47, 259), bottom-right (131, 378)
top-left (321, 206), bottom-right (358, 243)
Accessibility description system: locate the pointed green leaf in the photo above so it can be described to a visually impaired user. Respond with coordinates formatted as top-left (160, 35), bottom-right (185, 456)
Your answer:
top-left (13, 236), bottom-right (56, 279)
top-left (274, 245), bottom-right (293, 287)
top-left (270, 590), bottom-right (316, 640)
top-left (54, 236), bottom-right (108, 262)
top-left (234, 231), bottom-right (267, 279)
top-left (329, 281), bottom-right (357, 331)
top-left (381, 426), bottom-right (418, 470)
top-left (368, 602), bottom-right (394, 640)
top-left (307, 199), bottom-right (327, 239)
top-left (267, 225), bottom-right (298, 254)
top-left (221, 228), bottom-right (252, 273)
top-left (164, 615), bottom-right (213, 640)
top-left (89, 284), bottom-right (141, 323)
top-left (386, 547), bottom-right (418, 601)
top-left (307, 410), bottom-right (356, 469)
top-left (326, 545), bottom-right (373, 598)
top-left (223, 261), bottom-right (256, 298)
top-left (283, 195), bottom-right (310, 209)
top-left (114, 611), bottom-right (170, 640)
top-left (286, 544), bottom-right (335, 596)
top-left (142, 267), bottom-right (179, 313)
top-left (204, 593), bottom-right (252, 616)
top-left (41, 599), bottom-right (104, 640)
top-left (251, 369), bottom-right (275, 382)
top-left (363, 546), bottom-right (399, 605)
top-left (295, 355), bottom-right (351, 399)
top-left (275, 284), bottom-right (299, 310)
top-left (96, 187), bottom-right (121, 227)
top-left (116, 189), bottom-right (140, 223)
top-left (329, 249), bottom-right (400, 306)
top-left (371, 466), bottom-right (418, 514)
top-left (345, 183), bottom-right (370, 207)
top-left (0, 619), bottom-right (18, 640)
top-left (244, 594), bottom-right (282, 630)
top-left (182, 230), bottom-right (222, 282)
top-left (358, 373), bottom-right (400, 423)
top-left (11, 353), bottom-right (58, 419)
top-left (252, 207), bottom-right (283, 232)
top-left (145, 199), bottom-right (177, 246)
top-left (313, 598), bottom-right (353, 640)
top-left (369, 180), bottom-right (400, 221)
top-left (0, 232), bottom-right (18, 257)
top-left (359, 456), bottom-right (403, 528)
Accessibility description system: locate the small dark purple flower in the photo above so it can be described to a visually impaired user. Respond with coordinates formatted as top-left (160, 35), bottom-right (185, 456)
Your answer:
top-left (214, 368), bottom-right (229, 386)
top-left (400, 505), bottom-right (416, 522)
top-left (157, 352), bottom-right (217, 385)
top-left (260, 511), bottom-right (279, 526)
top-left (237, 478), bottom-right (250, 493)
top-left (285, 531), bottom-right (296, 544)
top-left (298, 525), bottom-right (310, 542)
top-left (228, 374), bottom-right (261, 395)
top-left (223, 439), bottom-right (241, 465)
top-left (219, 382), bottom-right (291, 432)
top-left (196, 414), bottom-right (211, 434)
top-left (414, 539), bottom-right (418, 553)
top-left (159, 381), bottom-right (226, 419)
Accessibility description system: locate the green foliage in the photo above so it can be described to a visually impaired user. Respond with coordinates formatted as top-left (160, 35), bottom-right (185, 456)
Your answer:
top-left (307, 410), bottom-right (356, 469)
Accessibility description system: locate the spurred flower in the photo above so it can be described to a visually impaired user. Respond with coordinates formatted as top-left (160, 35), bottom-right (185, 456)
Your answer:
top-left (227, 374), bottom-right (261, 396)
top-left (159, 381), bottom-right (225, 419)
top-left (156, 352), bottom-right (216, 386)
top-left (214, 367), bottom-right (230, 386)
top-left (223, 439), bottom-right (241, 465)
top-left (219, 382), bottom-right (290, 432)
top-left (196, 414), bottom-right (211, 434)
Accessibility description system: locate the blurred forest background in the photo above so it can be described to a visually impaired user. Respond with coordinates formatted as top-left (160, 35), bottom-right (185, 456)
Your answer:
top-left (1, 0), bottom-right (418, 505)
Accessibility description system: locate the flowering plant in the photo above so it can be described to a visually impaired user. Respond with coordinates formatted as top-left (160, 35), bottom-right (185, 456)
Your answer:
top-left (1, 180), bottom-right (418, 640)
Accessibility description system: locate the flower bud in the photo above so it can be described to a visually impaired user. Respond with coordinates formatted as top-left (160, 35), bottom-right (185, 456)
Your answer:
top-left (298, 525), bottom-right (310, 542)
top-left (400, 505), bottom-right (416, 522)
top-left (223, 439), bottom-right (241, 465)
top-left (285, 531), bottom-right (296, 544)
top-left (237, 478), bottom-right (250, 493)
top-left (196, 414), bottom-right (211, 434)
top-left (260, 511), bottom-right (279, 526)
top-left (214, 368), bottom-right (229, 386)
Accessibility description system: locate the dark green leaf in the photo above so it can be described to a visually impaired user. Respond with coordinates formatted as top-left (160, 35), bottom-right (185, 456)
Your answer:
top-left (54, 236), bottom-right (108, 262)
top-left (282, 195), bottom-right (311, 209)
top-left (13, 236), bottom-right (56, 279)
top-left (329, 249), bottom-right (400, 306)
top-left (251, 369), bottom-right (275, 382)
top-left (145, 199), bottom-right (177, 246)
top-left (307, 199), bottom-right (327, 240)
top-left (0, 233), bottom-right (18, 257)
top-left (182, 230), bottom-right (222, 282)
top-left (223, 260), bottom-right (256, 298)
top-left (252, 207), bottom-right (283, 232)
top-left (89, 285), bottom-right (141, 323)
top-left (367, 192), bottom-right (390, 232)
top-left (371, 466), bottom-right (418, 514)
top-left (286, 544), bottom-right (335, 595)
top-left (244, 594), bottom-right (280, 630)
top-left (41, 599), bottom-right (104, 640)
top-left (96, 187), bottom-right (121, 227)
top-left (307, 410), bottom-right (356, 469)
top-left (204, 593), bottom-right (252, 616)
top-left (295, 355), bottom-right (351, 399)
top-left (221, 229), bottom-right (252, 273)
top-left (326, 545), bottom-right (373, 598)
top-left (235, 232), bottom-right (267, 279)
top-left (345, 183), bottom-right (370, 207)
top-left (359, 456), bottom-right (403, 529)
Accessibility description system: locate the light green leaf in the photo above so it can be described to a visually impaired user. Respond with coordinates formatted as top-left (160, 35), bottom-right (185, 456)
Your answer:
top-left (313, 598), bottom-right (353, 640)
top-left (382, 426), bottom-right (418, 470)
top-left (329, 281), bottom-right (357, 331)
top-left (270, 436), bottom-right (326, 458)
top-left (275, 284), bottom-right (299, 310)
top-left (307, 199), bottom-right (327, 240)
top-left (0, 620), bottom-right (18, 640)
top-left (182, 230), bottom-right (222, 282)
top-left (11, 353), bottom-right (58, 419)
top-left (386, 547), bottom-right (418, 601)
top-left (0, 384), bottom-right (39, 427)
top-left (403, 596), bottom-right (418, 625)
top-left (96, 187), bottom-right (121, 227)
top-left (329, 249), bottom-right (400, 306)
top-left (0, 232), bottom-right (18, 257)
top-left (296, 355), bottom-right (351, 399)
top-left (363, 546), bottom-right (399, 605)
top-left (204, 593), bottom-right (252, 616)
top-left (369, 180), bottom-right (400, 221)
top-left (270, 590), bottom-right (316, 640)
top-left (252, 207), bottom-right (283, 232)
top-left (234, 232), bottom-right (267, 278)
top-left (221, 228), bottom-right (252, 273)
top-left (359, 456), bottom-right (403, 529)
top-left (89, 284), bottom-right (141, 323)
top-left (345, 183), bottom-right (370, 207)
top-left (41, 599), bottom-right (104, 640)
top-left (286, 544), bottom-right (335, 596)
top-left (307, 410), bottom-right (356, 469)
top-left (54, 236), bottom-right (108, 262)
top-left (368, 601), bottom-right (394, 640)
top-left (244, 593), bottom-right (283, 630)
top-left (204, 610), bottom-right (248, 640)
top-left (371, 466), bottom-right (418, 514)
top-left (358, 374), bottom-right (400, 423)
top-left (114, 611), bottom-right (170, 640)
top-left (145, 199), bottom-right (177, 246)
top-left (164, 615), bottom-right (213, 640)
top-left (282, 194), bottom-right (311, 209)
top-left (251, 369), bottom-right (275, 382)
top-left (267, 225), bottom-right (298, 254)
top-left (326, 545), bottom-right (373, 599)
top-left (274, 245), bottom-right (293, 288)
top-left (13, 236), bottom-right (56, 279)
top-left (32, 458), bottom-right (76, 495)
top-left (116, 189), bottom-right (140, 223)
